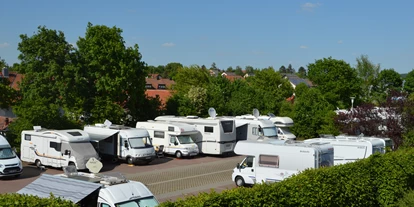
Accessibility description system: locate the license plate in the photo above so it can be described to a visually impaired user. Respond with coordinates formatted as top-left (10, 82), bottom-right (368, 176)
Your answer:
top-left (145, 157), bottom-right (151, 159)
top-left (225, 144), bottom-right (231, 149)
top-left (9, 170), bottom-right (17, 173)
top-left (190, 153), bottom-right (197, 156)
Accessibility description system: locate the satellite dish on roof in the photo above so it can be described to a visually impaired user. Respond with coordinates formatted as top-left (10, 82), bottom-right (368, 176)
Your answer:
top-left (253, 108), bottom-right (260, 118)
top-left (208, 107), bottom-right (217, 119)
top-left (104, 119), bottom-right (112, 127)
top-left (268, 113), bottom-right (276, 117)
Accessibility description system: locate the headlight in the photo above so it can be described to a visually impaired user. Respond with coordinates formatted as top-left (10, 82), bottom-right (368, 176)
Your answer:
top-left (0, 164), bottom-right (3, 168)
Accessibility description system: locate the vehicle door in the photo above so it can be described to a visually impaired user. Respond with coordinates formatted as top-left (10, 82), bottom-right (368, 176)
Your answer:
top-left (237, 156), bottom-right (256, 184)
top-left (168, 136), bottom-right (178, 154)
top-left (49, 140), bottom-right (62, 167)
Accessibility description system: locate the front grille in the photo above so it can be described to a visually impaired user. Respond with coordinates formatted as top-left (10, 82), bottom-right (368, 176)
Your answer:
top-left (4, 167), bottom-right (21, 174)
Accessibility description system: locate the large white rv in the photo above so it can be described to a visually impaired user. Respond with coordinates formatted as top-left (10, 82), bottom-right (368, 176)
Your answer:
top-left (0, 135), bottom-right (23, 178)
top-left (18, 166), bottom-right (159, 207)
top-left (232, 140), bottom-right (334, 187)
top-left (21, 127), bottom-right (99, 170)
top-left (229, 109), bottom-right (279, 142)
top-left (239, 113), bottom-right (296, 140)
top-left (154, 108), bottom-right (237, 155)
top-left (136, 121), bottom-right (199, 158)
top-left (84, 121), bottom-right (156, 165)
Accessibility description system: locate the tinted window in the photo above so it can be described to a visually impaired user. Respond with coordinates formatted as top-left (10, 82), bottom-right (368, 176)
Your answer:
top-left (50, 142), bottom-right (61, 152)
top-left (259, 154), bottom-right (279, 168)
top-left (168, 127), bottom-right (174, 132)
top-left (204, 126), bottom-right (213, 133)
top-left (25, 134), bottom-right (31, 141)
top-left (221, 121), bottom-right (233, 133)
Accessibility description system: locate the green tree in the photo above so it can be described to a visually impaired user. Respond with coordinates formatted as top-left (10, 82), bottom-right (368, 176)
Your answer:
top-left (172, 65), bottom-right (210, 96)
top-left (164, 62), bottom-right (183, 79)
top-left (374, 69), bottom-right (403, 95)
top-left (226, 66), bottom-right (233, 72)
top-left (355, 55), bottom-right (380, 102)
top-left (210, 62), bottom-right (218, 70)
top-left (0, 58), bottom-right (16, 109)
top-left (403, 69), bottom-right (414, 94)
top-left (227, 80), bottom-right (262, 116)
top-left (279, 65), bottom-right (287, 73)
top-left (245, 65), bottom-right (254, 74)
top-left (287, 64), bottom-right (295, 74)
top-left (75, 22), bottom-right (149, 125)
top-left (206, 76), bottom-right (232, 116)
top-left (307, 57), bottom-right (362, 109)
top-left (292, 88), bottom-right (338, 139)
top-left (297, 66), bottom-right (307, 78)
top-left (235, 66), bottom-right (243, 76)
top-left (187, 86), bottom-right (207, 116)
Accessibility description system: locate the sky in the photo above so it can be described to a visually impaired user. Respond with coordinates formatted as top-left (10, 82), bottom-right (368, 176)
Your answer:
top-left (0, 1), bottom-right (413, 73)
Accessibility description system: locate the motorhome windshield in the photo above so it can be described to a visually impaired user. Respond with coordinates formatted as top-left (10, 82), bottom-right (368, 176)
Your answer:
top-left (129, 137), bottom-right (152, 149)
top-left (373, 146), bottom-right (385, 154)
top-left (0, 147), bottom-right (16, 159)
top-left (115, 196), bottom-right (158, 207)
top-left (263, 127), bottom-right (278, 138)
top-left (177, 135), bottom-right (194, 144)
top-left (221, 120), bottom-right (234, 133)
top-left (320, 152), bottom-right (334, 167)
top-left (280, 127), bottom-right (294, 135)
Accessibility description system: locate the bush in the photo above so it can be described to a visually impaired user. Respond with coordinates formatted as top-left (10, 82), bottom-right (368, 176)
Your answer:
top-left (0, 193), bottom-right (77, 207)
top-left (160, 148), bottom-right (414, 207)
top-left (397, 190), bottom-right (414, 207)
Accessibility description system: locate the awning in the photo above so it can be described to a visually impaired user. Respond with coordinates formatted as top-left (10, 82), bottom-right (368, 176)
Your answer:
top-left (17, 174), bottom-right (102, 204)
top-left (83, 126), bottom-right (118, 141)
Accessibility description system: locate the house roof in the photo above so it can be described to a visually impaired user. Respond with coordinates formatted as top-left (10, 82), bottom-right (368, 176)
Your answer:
top-left (145, 77), bottom-right (175, 89)
top-left (282, 74), bottom-right (314, 87)
top-left (145, 89), bottom-right (173, 107)
top-left (0, 71), bottom-right (23, 90)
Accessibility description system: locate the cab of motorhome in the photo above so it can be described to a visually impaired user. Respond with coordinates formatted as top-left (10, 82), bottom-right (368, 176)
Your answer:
top-left (154, 108), bottom-right (237, 155)
top-left (20, 127), bottom-right (99, 170)
top-left (84, 121), bottom-right (156, 165)
top-left (241, 113), bottom-right (297, 140)
top-left (136, 121), bottom-right (199, 158)
top-left (0, 135), bottom-right (23, 178)
top-left (232, 140), bottom-right (334, 187)
top-left (305, 135), bottom-right (386, 165)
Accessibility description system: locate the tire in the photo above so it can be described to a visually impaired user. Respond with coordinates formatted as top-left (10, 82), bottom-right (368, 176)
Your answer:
top-left (235, 176), bottom-right (245, 187)
top-left (175, 151), bottom-right (182, 159)
top-left (127, 157), bottom-right (134, 165)
top-left (35, 159), bottom-right (42, 168)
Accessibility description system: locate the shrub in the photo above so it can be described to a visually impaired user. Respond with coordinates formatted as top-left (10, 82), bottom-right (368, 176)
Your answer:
top-left (160, 148), bottom-right (414, 207)
top-left (0, 193), bottom-right (77, 207)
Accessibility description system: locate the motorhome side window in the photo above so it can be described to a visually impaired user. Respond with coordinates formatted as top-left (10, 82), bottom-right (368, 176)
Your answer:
top-left (25, 134), bottom-right (31, 141)
top-left (252, 127), bottom-right (258, 135)
top-left (221, 121), bottom-right (233, 133)
top-left (50, 142), bottom-right (61, 152)
top-left (168, 126), bottom-right (174, 131)
top-left (259, 154), bottom-right (279, 168)
top-left (205, 126), bottom-right (213, 133)
top-left (154, 131), bottom-right (164, 138)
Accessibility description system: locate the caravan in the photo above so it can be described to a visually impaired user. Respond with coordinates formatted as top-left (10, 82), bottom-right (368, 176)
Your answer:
top-left (238, 113), bottom-right (296, 140)
top-left (155, 108), bottom-right (237, 155)
top-left (84, 121), bottom-right (156, 165)
top-left (136, 121), bottom-right (199, 158)
top-left (229, 109), bottom-right (279, 142)
top-left (304, 135), bottom-right (386, 165)
top-left (232, 140), bottom-right (334, 187)
top-left (0, 135), bottom-right (23, 178)
top-left (20, 127), bottom-right (99, 170)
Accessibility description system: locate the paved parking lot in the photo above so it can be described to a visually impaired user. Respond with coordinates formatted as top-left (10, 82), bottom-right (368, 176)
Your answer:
top-left (0, 154), bottom-right (243, 203)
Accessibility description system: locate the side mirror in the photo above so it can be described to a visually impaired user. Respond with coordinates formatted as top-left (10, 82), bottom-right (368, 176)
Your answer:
top-left (65, 150), bottom-right (71, 156)
top-left (124, 141), bottom-right (129, 148)
top-left (174, 141), bottom-right (178, 146)
top-left (236, 163), bottom-right (240, 169)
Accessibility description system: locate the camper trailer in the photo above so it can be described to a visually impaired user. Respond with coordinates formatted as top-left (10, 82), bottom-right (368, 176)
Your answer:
top-left (0, 135), bottom-right (23, 178)
top-left (20, 127), bottom-right (99, 170)
top-left (238, 113), bottom-right (296, 140)
top-left (155, 108), bottom-right (237, 155)
top-left (136, 121), bottom-right (200, 158)
top-left (230, 109), bottom-right (279, 142)
top-left (232, 140), bottom-right (334, 187)
top-left (18, 165), bottom-right (159, 207)
top-left (84, 121), bottom-right (156, 165)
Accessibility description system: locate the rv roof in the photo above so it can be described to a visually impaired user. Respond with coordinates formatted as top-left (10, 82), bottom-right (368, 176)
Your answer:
top-left (23, 129), bottom-right (90, 142)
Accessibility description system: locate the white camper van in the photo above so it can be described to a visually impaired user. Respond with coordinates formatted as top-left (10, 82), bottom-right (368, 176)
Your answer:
top-left (18, 165), bottom-right (159, 207)
top-left (84, 121), bottom-right (156, 165)
top-left (155, 108), bottom-right (237, 155)
top-left (239, 113), bottom-right (297, 140)
top-left (20, 127), bottom-right (99, 170)
top-left (232, 140), bottom-right (334, 187)
top-left (136, 121), bottom-right (200, 158)
top-left (230, 109), bottom-right (279, 142)
top-left (0, 135), bottom-right (23, 178)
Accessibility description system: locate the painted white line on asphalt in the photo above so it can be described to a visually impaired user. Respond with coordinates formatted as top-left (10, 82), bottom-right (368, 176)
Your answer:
top-left (146, 169), bottom-right (232, 186)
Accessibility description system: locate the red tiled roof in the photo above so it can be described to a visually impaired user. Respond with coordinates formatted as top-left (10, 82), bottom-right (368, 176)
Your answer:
top-left (145, 77), bottom-right (175, 89)
top-left (224, 75), bottom-right (243, 82)
top-left (0, 72), bottom-right (23, 90)
top-left (145, 90), bottom-right (173, 108)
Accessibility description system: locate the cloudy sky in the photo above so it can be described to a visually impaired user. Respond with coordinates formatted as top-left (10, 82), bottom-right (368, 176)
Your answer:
top-left (0, 0), bottom-right (413, 73)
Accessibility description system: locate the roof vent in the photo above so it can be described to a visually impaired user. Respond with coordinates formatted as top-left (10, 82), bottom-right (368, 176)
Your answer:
top-left (186, 116), bottom-right (199, 119)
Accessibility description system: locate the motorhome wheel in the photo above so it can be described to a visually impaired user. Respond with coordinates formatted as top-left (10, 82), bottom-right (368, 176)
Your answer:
top-left (175, 151), bottom-right (182, 158)
top-left (127, 157), bottom-right (134, 165)
top-left (235, 176), bottom-right (245, 187)
top-left (35, 159), bottom-right (42, 168)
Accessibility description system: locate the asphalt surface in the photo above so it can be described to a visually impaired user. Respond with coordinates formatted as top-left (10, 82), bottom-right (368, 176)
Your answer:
top-left (0, 154), bottom-right (243, 203)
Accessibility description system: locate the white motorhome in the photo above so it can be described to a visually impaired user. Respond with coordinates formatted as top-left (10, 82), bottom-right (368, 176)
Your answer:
top-left (229, 109), bottom-right (279, 142)
top-left (239, 113), bottom-right (297, 140)
top-left (18, 165), bottom-right (159, 207)
top-left (21, 127), bottom-right (99, 170)
top-left (232, 140), bottom-right (334, 187)
top-left (155, 108), bottom-right (237, 155)
top-left (136, 121), bottom-right (200, 158)
top-left (84, 120), bottom-right (156, 165)
top-left (303, 136), bottom-right (386, 165)
top-left (0, 135), bottom-right (23, 178)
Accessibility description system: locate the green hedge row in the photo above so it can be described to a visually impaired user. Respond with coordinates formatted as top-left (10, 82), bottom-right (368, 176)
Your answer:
top-left (160, 148), bottom-right (414, 207)
top-left (0, 193), bottom-right (76, 207)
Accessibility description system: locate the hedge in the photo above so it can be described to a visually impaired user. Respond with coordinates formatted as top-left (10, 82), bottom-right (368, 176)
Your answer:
top-left (0, 193), bottom-right (76, 207)
top-left (160, 148), bottom-right (414, 207)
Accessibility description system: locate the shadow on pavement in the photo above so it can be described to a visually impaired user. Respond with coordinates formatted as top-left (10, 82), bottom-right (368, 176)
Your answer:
top-left (0, 165), bottom-right (43, 181)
